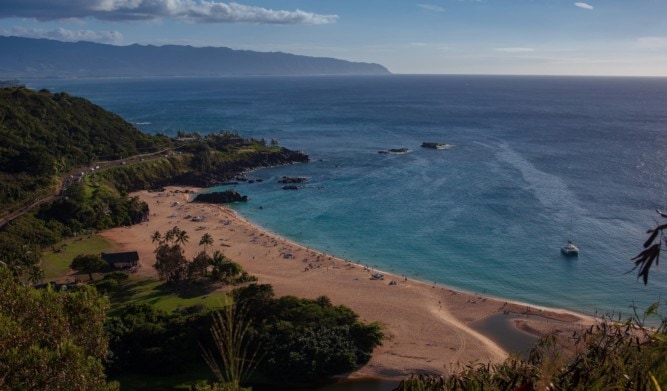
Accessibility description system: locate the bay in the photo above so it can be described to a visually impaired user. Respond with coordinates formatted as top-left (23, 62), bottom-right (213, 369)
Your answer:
top-left (28, 75), bottom-right (667, 318)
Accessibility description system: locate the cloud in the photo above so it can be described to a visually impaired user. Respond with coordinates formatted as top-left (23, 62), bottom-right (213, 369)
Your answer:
top-left (494, 47), bottom-right (535, 53)
top-left (636, 36), bottom-right (667, 50)
top-left (418, 4), bottom-right (446, 12)
top-left (0, 0), bottom-right (338, 24)
top-left (574, 2), bottom-right (594, 10)
top-left (1, 26), bottom-right (123, 44)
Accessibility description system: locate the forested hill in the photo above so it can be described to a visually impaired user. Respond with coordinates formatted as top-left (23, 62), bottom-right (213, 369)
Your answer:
top-left (0, 87), bottom-right (170, 208)
top-left (0, 36), bottom-right (391, 78)
top-left (0, 87), bottom-right (165, 172)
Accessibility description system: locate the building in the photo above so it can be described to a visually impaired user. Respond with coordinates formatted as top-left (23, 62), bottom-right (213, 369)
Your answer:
top-left (101, 251), bottom-right (139, 269)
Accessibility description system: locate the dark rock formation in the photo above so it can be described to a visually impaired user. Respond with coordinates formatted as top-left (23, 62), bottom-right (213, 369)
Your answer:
top-left (378, 148), bottom-right (411, 155)
top-left (421, 142), bottom-right (453, 150)
top-left (278, 176), bottom-right (309, 184)
top-left (192, 190), bottom-right (248, 204)
top-left (173, 148), bottom-right (309, 188)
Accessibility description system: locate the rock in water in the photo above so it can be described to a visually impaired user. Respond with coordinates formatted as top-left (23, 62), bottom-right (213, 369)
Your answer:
top-left (192, 190), bottom-right (248, 203)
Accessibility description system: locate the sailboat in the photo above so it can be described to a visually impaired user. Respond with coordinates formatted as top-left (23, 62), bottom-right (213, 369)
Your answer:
top-left (561, 219), bottom-right (579, 256)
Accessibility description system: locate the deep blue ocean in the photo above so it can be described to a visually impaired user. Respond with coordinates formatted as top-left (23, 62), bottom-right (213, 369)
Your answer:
top-left (29, 75), bottom-right (667, 319)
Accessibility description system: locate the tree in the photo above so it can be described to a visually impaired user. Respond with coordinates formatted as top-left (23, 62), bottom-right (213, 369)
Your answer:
top-left (154, 242), bottom-right (187, 284)
top-left (0, 265), bottom-right (117, 390)
top-left (190, 251), bottom-right (212, 278)
top-left (0, 242), bottom-right (40, 282)
top-left (151, 230), bottom-right (162, 247)
top-left (200, 233), bottom-right (214, 253)
top-left (210, 251), bottom-right (243, 283)
top-left (164, 226), bottom-right (177, 244)
top-left (27, 264), bottom-right (44, 284)
top-left (175, 229), bottom-right (190, 246)
top-left (71, 253), bottom-right (108, 281)
top-left (105, 303), bottom-right (212, 376)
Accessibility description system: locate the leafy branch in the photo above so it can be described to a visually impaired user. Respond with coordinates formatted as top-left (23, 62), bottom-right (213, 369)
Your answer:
top-left (629, 210), bottom-right (667, 285)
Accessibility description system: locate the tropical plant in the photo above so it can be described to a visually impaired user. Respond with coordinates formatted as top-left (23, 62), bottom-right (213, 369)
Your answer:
top-left (27, 264), bottom-right (44, 284)
top-left (201, 304), bottom-right (264, 391)
top-left (190, 251), bottom-right (212, 278)
top-left (176, 229), bottom-right (190, 246)
top-left (153, 241), bottom-right (188, 285)
top-left (151, 230), bottom-right (162, 247)
top-left (200, 232), bottom-right (214, 252)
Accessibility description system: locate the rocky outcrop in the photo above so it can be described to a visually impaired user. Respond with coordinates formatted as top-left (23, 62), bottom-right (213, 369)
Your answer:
top-left (421, 142), bottom-right (453, 150)
top-left (378, 148), bottom-right (411, 155)
top-left (192, 190), bottom-right (248, 204)
top-left (278, 176), bottom-right (309, 184)
top-left (173, 148), bottom-right (309, 187)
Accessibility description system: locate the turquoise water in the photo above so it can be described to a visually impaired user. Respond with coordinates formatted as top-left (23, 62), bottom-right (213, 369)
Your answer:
top-left (30, 75), bottom-right (667, 318)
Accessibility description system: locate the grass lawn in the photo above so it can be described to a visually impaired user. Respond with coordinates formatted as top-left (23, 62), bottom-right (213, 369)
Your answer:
top-left (109, 276), bottom-right (231, 314)
top-left (41, 235), bottom-right (116, 280)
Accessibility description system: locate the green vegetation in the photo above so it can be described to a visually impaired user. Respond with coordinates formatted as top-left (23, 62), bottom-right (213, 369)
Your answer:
top-left (103, 282), bottom-right (383, 389)
top-left (153, 227), bottom-right (257, 291)
top-left (71, 253), bottom-right (108, 281)
top-left (41, 235), bottom-right (114, 280)
top-left (233, 284), bottom-right (384, 385)
top-left (0, 87), bottom-right (170, 212)
top-left (108, 278), bottom-right (231, 314)
top-left (0, 266), bottom-right (118, 390)
top-left (201, 304), bottom-right (261, 390)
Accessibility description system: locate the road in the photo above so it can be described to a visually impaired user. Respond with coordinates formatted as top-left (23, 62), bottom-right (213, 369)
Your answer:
top-left (0, 145), bottom-right (185, 228)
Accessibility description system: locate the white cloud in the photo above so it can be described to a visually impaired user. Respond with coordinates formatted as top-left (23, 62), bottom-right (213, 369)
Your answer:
top-left (1, 26), bottom-right (123, 44)
top-left (418, 4), bottom-right (446, 12)
top-left (494, 47), bottom-right (535, 53)
top-left (574, 2), bottom-right (594, 10)
top-left (636, 36), bottom-right (667, 50)
top-left (0, 0), bottom-right (338, 25)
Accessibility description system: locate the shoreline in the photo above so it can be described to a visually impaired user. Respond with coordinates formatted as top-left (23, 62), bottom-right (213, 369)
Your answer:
top-left (100, 186), bottom-right (593, 380)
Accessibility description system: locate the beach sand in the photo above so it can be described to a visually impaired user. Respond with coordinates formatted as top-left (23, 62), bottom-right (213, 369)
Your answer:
top-left (100, 186), bottom-right (592, 380)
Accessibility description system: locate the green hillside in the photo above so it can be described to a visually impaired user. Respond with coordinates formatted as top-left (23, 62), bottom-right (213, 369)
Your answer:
top-left (0, 87), bottom-right (171, 211)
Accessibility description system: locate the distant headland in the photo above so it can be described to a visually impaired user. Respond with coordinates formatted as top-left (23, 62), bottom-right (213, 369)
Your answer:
top-left (0, 36), bottom-right (391, 79)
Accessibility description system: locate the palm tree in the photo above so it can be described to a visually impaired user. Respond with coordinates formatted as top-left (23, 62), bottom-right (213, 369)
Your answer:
top-left (175, 229), bottom-right (189, 246)
top-left (210, 251), bottom-right (227, 280)
top-left (151, 230), bottom-right (162, 247)
top-left (164, 226), bottom-right (179, 244)
top-left (27, 265), bottom-right (44, 285)
top-left (199, 233), bottom-right (213, 253)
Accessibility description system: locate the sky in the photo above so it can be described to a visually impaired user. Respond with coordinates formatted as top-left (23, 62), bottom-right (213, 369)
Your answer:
top-left (1, 0), bottom-right (666, 76)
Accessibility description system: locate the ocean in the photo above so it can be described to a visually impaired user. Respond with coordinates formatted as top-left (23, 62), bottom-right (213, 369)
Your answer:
top-left (29, 75), bottom-right (667, 319)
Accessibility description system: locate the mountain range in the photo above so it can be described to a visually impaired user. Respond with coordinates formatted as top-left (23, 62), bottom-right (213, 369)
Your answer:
top-left (0, 36), bottom-right (390, 78)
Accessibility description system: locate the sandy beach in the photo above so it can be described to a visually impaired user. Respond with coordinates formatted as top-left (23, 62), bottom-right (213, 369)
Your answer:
top-left (101, 186), bottom-right (592, 380)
